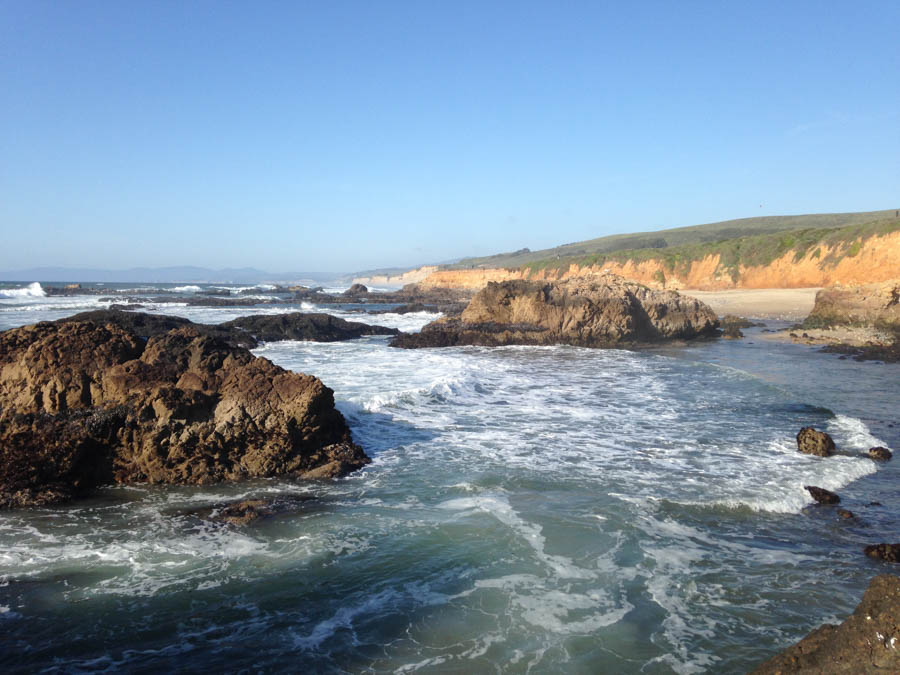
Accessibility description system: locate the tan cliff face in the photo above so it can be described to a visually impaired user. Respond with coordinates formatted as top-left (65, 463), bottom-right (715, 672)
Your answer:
top-left (353, 265), bottom-right (438, 286)
top-left (415, 231), bottom-right (900, 291)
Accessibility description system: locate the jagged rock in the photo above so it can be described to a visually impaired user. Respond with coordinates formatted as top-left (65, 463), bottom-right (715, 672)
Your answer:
top-left (869, 446), bottom-right (893, 461)
top-left (797, 427), bottom-right (836, 457)
top-left (0, 321), bottom-right (369, 508)
top-left (865, 544), bottom-right (900, 563)
top-left (751, 574), bottom-right (900, 674)
top-left (391, 275), bottom-right (719, 349)
top-left (216, 499), bottom-right (273, 525)
top-left (722, 315), bottom-right (765, 329)
top-left (722, 325), bottom-right (744, 339)
top-left (805, 485), bottom-right (840, 504)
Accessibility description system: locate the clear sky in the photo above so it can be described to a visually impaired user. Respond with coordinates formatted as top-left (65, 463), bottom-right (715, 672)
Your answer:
top-left (1, 1), bottom-right (898, 274)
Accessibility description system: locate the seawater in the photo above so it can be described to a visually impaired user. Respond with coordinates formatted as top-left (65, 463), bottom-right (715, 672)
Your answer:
top-left (1, 283), bottom-right (899, 673)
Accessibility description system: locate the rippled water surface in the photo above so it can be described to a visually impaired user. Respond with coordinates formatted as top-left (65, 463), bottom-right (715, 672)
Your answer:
top-left (1, 285), bottom-right (899, 673)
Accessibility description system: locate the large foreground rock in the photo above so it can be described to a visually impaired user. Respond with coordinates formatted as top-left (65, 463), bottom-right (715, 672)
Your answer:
top-left (0, 320), bottom-right (369, 508)
top-left (751, 574), bottom-right (900, 674)
top-left (391, 275), bottom-right (719, 349)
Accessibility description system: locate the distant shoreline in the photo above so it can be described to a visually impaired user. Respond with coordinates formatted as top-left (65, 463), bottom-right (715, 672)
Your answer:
top-left (678, 288), bottom-right (820, 321)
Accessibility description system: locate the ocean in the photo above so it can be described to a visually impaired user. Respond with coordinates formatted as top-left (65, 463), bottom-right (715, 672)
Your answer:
top-left (1, 282), bottom-right (898, 673)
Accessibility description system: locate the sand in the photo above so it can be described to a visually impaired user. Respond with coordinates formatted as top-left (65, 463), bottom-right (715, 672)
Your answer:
top-left (678, 288), bottom-right (821, 321)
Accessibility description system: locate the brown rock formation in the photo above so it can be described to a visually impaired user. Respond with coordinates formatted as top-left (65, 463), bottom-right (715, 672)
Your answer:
top-left (797, 427), bottom-right (836, 457)
top-left (0, 320), bottom-right (369, 508)
top-left (751, 574), bottom-right (900, 674)
top-left (391, 275), bottom-right (719, 349)
top-left (804, 280), bottom-right (900, 330)
top-left (865, 545), bottom-right (900, 563)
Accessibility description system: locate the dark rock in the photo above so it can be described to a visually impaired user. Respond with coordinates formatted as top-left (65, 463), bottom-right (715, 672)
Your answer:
top-left (869, 502), bottom-right (883, 507)
top-left (222, 313), bottom-right (398, 343)
top-left (0, 321), bottom-right (370, 508)
top-left (837, 509), bottom-right (854, 519)
top-left (805, 485), bottom-right (840, 504)
top-left (750, 574), bottom-right (900, 674)
top-left (869, 446), bottom-right (893, 461)
top-left (865, 544), bottom-right (900, 563)
top-left (797, 427), bottom-right (836, 457)
top-left (391, 275), bottom-right (719, 349)
top-left (343, 283), bottom-right (369, 296)
top-left (722, 325), bottom-right (744, 339)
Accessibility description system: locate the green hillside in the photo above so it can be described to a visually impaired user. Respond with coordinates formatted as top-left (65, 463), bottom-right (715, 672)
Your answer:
top-left (450, 209), bottom-right (898, 270)
top-left (522, 216), bottom-right (900, 283)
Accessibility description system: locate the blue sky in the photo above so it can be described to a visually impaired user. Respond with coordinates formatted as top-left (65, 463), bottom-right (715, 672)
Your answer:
top-left (1, 1), bottom-right (898, 274)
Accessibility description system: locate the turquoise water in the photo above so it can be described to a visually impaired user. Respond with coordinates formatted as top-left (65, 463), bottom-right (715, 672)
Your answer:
top-left (1, 284), bottom-right (898, 673)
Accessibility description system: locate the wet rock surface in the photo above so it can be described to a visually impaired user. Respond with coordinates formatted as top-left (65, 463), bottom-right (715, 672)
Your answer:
top-left (751, 574), bottom-right (900, 674)
top-left (869, 446), bottom-right (893, 461)
top-left (391, 275), bottom-right (719, 349)
top-left (0, 320), bottom-right (369, 508)
top-left (797, 427), bottom-right (836, 457)
top-left (805, 485), bottom-right (840, 504)
top-left (865, 544), bottom-right (900, 563)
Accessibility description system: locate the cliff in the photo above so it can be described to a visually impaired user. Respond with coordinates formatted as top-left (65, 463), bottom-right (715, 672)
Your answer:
top-left (352, 265), bottom-right (438, 287)
top-left (415, 228), bottom-right (900, 293)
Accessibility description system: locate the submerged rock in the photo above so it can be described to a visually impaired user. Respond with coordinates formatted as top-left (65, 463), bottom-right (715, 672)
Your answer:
top-left (837, 509), bottom-right (854, 519)
top-left (869, 446), bottom-right (893, 461)
top-left (0, 320), bottom-right (369, 508)
top-left (865, 544), bottom-right (900, 563)
top-left (751, 574), bottom-right (900, 674)
top-left (805, 485), bottom-right (840, 504)
top-left (391, 275), bottom-right (719, 349)
top-left (797, 427), bottom-right (836, 457)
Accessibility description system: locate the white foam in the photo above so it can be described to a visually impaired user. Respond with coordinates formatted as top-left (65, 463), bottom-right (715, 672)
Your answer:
top-left (171, 285), bottom-right (202, 293)
top-left (0, 282), bottom-right (46, 299)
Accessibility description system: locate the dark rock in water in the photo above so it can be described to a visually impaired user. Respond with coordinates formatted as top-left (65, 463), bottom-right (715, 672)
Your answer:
top-left (0, 321), bottom-right (369, 508)
top-left (216, 499), bottom-right (273, 525)
top-left (222, 313), bottom-right (398, 343)
top-left (797, 427), bottom-right (835, 457)
top-left (391, 275), bottom-right (719, 349)
top-left (865, 544), bottom-right (900, 563)
top-left (107, 304), bottom-right (144, 311)
top-left (869, 502), bottom-right (883, 507)
top-left (869, 446), bottom-right (893, 461)
top-left (805, 485), bottom-right (840, 504)
top-left (58, 309), bottom-right (397, 349)
top-left (837, 509), bottom-right (854, 519)
top-left (722, 325), bottom-right (744, 339)
top-left (750, 574), bottom-right (900, 674)
top-left (343, 283), bottom-right (369, 296)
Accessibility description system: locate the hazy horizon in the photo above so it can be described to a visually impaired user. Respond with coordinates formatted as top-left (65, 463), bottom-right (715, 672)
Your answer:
top-left (3, 2), bottom-right (898, 272)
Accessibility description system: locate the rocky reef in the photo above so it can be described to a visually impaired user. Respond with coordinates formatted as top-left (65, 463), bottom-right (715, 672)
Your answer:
top-left (0, 319), bottom-right (369, 508)
top-left (391, 275), bottom-right (719, 349)
top-left (751, 574), bottom-right (900, 674)
top-left (60, 309), bottom-right (398, 349)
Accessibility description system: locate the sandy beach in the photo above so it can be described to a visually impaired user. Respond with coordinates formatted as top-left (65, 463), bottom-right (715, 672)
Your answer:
top-left (679, 287), bottom-right (821, 321)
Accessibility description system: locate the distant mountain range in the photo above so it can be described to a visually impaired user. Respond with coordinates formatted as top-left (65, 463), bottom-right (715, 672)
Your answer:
top-left (0, 266), bottom-right (340, 284)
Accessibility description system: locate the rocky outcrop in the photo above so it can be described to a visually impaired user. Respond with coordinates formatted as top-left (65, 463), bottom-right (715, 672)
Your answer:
top-left (343, 283), bottom-right (369, 296)
top-left (804, 280), bottom-right (900, 330)
top-left (391, 275), bottom-right (719, 349)
top-left (61, 310), bottom-right (398, 349)
top-left (805, 486), bottom-right (840, 504)
top-left (797, 427), bottom-right (836, 457)
top-left (221, 313), bottom-right (398, 343)
top-left (751, 574), bottom-right (900, 674)
top-left (0, 320), bottom-right (369, 508)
